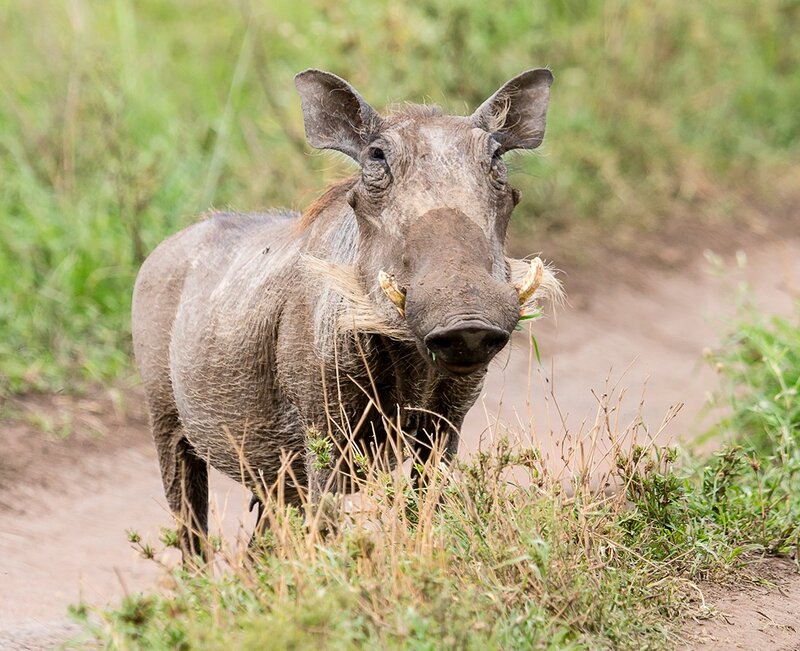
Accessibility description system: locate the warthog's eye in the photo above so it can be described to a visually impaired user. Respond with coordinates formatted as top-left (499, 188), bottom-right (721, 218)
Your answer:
top-left (488, 140), bottom-right (507, 183)
top-left (368, 146), bottom-right (386, 162)
top-left (362, 144), bottom-right (392, 193)
top-left (488, 140), bottom-right (505, 165)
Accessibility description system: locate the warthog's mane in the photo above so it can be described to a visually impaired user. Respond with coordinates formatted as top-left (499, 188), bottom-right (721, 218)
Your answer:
top-left (303, 255), bottom-right (415, 343)
top-left (299, 177), bottom-right (358, 232)
top-left (303, 255), bottom-right (563, 342)
top-left (384, 103), bottom-right (444, 120)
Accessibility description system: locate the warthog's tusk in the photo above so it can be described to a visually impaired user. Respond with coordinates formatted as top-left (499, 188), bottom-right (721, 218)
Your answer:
top-left (378, 270), bottom-right (407, 317)
top-left (514, 257), bottom-right (544, 306)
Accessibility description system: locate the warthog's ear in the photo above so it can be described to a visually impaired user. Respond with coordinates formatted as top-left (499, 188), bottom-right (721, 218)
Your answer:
top-left (472, 69), bottom-right (553, 151)
top-left (295, 69), bottom-right (382, 161)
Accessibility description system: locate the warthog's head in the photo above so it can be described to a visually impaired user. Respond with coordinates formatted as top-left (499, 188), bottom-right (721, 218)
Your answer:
top-left (296, 69), bottom-right (555, 376)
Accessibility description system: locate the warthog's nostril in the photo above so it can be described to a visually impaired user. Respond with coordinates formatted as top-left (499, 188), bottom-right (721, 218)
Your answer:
top-left (424, 322), bottom-right (510, 373)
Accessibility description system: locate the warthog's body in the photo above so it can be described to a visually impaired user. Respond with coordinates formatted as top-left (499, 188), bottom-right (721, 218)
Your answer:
top-left (132, 69), bottom-right (559, 554)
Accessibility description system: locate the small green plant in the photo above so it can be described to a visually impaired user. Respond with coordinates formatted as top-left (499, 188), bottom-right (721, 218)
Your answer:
top-left (307, 427), bottom-right (334, 471)
top-left (708, 309), bottom-right (800, 457)
top-left (159, 526), bottom-right (180, 549)
top-left (699, 305), bottom-right (800, 554)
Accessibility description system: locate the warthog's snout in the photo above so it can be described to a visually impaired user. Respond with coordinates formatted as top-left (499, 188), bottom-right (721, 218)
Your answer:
top-left (425, 320), bottom-right (510, 376)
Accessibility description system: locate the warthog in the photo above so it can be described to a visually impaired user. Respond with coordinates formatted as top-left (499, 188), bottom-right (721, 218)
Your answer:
top-left (132, 68), bottom-right (560, 556)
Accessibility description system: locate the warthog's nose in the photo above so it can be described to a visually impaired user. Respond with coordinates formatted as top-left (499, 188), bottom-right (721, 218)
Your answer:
top-left (424, 321), bottom-right (510, 376)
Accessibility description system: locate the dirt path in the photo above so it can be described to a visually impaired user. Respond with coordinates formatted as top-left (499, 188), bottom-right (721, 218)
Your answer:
top-left (1, 234), bottom-right (799, 649)
top-left (467, 236), bottom-right (800, 459)
top-left (683, 557), bottom-right (800, 650)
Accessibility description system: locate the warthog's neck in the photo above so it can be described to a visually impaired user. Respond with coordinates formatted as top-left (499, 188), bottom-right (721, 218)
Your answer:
top-left (283, 196), bottom-right (487, 450)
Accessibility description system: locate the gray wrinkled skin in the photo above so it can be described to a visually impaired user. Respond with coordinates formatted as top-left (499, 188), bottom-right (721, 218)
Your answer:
top-left (131, 69), bottom-right (553, 556)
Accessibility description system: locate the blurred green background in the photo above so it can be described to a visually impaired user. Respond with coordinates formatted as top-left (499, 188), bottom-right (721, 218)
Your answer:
top-left (1, 0), bottom-right (798, 393)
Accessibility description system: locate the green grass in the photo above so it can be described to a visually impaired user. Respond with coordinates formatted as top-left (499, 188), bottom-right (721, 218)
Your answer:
top-left (709, 311), bottom-right (800, 457)
top-left (1, 0), bottom-right (799, 392)
top-left (83, 306), bottom-right (800, 649)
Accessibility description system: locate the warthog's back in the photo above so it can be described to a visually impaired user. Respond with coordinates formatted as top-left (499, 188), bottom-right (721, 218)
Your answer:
top-left (132, 210), bottom-right (302, 482)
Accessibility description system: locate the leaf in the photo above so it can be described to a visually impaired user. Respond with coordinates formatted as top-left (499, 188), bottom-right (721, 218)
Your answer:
top-left (531, 334), bottom-right (542, 365)
top-left (515, 310), bottom-right (543, 331)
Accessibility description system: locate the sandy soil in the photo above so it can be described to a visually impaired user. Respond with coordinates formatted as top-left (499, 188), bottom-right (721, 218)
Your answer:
top-left (681, 557), bottom-right (800, 650)
top-left (1, 231), bottom-right (799, 649)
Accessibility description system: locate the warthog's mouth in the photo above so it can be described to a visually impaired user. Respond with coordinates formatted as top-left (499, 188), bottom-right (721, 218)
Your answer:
top-left (438, 361), bottom-right (486, 376)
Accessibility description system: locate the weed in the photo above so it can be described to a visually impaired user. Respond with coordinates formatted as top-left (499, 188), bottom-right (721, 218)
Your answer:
top-left (159, 526), bottom-right (181, 549)
top-left (708, 309), bottom-right (800, 457)
top-left (307, 427), bottom-right (335, 471)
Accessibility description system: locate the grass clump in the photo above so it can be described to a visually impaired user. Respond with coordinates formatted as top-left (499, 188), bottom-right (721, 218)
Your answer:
top-left (618, 306), bottom-right (800, 576)
top-left (91, 306), bottom-right (800, 649)
top-left (709, 310), bottom-right (800, 457)
top-left (700, 306), bottom-right (800, 554)
top-left (95, 441), bottom-right (681, 649)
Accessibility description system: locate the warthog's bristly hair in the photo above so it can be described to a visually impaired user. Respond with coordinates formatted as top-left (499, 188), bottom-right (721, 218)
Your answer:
top-left (302, 255), bottom-right (415, 342)
top-left (485, 96), bottom-right (512, 134)
top-left (508, 257), bottom-right (565, 314)
top-left (385, 103), bottom-right (444, 119)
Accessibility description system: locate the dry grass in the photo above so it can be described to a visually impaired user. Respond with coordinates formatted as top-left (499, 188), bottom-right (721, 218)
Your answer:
top-left (77, 309), bottom-right (800, 650)
top-left (84, 374), bottom-right (692, 649)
